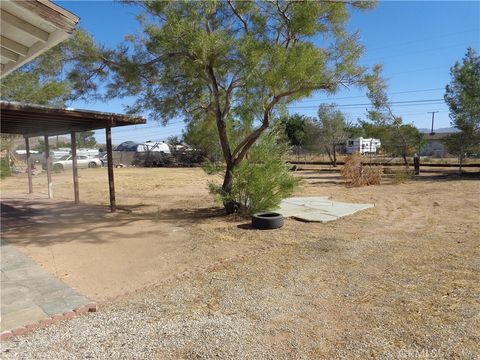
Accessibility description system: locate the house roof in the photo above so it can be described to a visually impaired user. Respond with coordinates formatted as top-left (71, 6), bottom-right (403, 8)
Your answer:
top-left (0, 0), bottom-right (79, 77)
top-left (423, 132), bottom-right (455, 140)
top-left (0, 101), bottom-right (146, 137)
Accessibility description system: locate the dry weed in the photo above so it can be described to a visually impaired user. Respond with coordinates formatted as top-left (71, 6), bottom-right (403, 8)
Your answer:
top-left (340, 153), bottom-right (383, 186)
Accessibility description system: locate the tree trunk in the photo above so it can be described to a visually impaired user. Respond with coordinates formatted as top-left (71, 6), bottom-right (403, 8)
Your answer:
top-left (222, 163), bottom-right (239, 214)
top-left (402, 152), bottom-right (409, 169)
top-left (332, 143), bottom-right (337, 167)
top-left (459, 142), bottom-right (465, 174)
top-left (325, 147), bottom-right (333, 165)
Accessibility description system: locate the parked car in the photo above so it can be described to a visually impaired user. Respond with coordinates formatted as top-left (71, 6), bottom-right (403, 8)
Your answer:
top-left (52, 155), bottom-right (102, 171)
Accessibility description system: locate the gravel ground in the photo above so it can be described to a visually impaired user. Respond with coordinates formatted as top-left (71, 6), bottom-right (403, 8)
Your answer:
top-left (2, 231), bottom-right (478, 359)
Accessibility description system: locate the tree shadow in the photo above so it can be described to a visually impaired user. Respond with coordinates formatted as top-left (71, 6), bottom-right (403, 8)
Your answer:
top-left (136, 206), bottom-right (227, 225)
top-left (412, 171), bottom-right (480, 182)
top-left (0, 197), bottom-right (231, 247)
top-left (237, 223), bottom-right (254, 230)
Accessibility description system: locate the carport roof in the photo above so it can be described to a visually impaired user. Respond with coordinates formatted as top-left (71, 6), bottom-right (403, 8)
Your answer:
top-left (1, 0), bottom-right (80, 77)
top-left (0, 101), bottom-right (146, 137)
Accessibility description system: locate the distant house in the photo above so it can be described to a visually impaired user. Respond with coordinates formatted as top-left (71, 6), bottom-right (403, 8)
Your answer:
top-left (420, 132), bottom-right (453, 157)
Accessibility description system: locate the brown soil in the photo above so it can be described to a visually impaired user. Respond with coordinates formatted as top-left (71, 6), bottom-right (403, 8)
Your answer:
top-left (1, 168), bottom-right (244, 301)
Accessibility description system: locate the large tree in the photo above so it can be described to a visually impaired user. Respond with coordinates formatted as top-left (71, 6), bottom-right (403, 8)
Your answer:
top-left (444, 47), bottom-right (480, 172)
top-left (363, 65), bottom-right (424, 167)
top-left (316, 104), bottom-right (349, 166)
top-left (445, 47), bottom-right (480, 132)
top-left (72, 1), bottom-right (376, 213)
top-left (282, 114), bottom-right (307, 147)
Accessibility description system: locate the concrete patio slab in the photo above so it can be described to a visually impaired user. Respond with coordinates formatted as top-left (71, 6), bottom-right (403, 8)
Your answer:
top-left (277, 196), bottom-right (374, 222)
top-left (1, 239), bottom-right (90, 332)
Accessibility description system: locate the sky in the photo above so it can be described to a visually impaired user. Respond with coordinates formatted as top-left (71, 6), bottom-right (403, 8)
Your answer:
top-left (57, 0), bottom-right (480, 145)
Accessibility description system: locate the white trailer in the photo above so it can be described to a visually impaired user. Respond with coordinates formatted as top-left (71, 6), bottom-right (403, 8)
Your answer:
top-left (346, 137), bottom-right (381, 155)
top-left (77, 148), bottom-right (100, 157)
top-left (139, 141), bottom-right (171, 154)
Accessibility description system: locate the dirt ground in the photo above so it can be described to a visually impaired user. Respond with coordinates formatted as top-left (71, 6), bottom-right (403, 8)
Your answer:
top-left (1, 166), bottom-right (479, 357)
top-left (1, 167), bottom-right (249, 300)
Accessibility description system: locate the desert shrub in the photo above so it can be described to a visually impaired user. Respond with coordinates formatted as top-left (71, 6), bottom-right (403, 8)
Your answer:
top-left (209, 131), bottom-right (301, 215)
top-left (202, 160), bottom-right (225, 175)
top-left (340, 153), bottom-right (383, 186)
top-left (0, 159), bottom-right (11, 178)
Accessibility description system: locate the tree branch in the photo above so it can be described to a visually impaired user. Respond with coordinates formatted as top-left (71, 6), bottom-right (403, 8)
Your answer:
top-left (232, 80), bottom-right (338, 164)
top-left (226, 0), bottom-right (249, 34)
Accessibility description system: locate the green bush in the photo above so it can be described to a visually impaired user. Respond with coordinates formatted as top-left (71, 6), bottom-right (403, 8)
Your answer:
top-left (209, 131), bottom-right (301, 215)
top-left (0, 159), bottom-right (11, 178)
top-left (202, 160), bottom-right (225, 175)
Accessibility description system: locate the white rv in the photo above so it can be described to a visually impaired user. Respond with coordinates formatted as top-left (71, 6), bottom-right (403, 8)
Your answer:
top-left (139, 141), bottom-right (171, 154)
top-left (346, 137), bottom-right (381, 155)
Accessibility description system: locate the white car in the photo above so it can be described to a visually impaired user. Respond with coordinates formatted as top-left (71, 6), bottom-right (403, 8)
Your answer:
top-left (52, 155), bottom-right (102, 171)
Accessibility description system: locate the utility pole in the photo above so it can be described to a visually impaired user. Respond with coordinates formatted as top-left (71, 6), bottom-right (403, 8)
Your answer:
top-left (427, 111), bottom-right (439, 135)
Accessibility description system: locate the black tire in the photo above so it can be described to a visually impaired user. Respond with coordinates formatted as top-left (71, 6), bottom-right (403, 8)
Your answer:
top-left (252, 212), bottom-right (284, 230)
top-left (88, 162), bottom-right (97, 168)
top-left (53, 163), bottom-right (64, 171)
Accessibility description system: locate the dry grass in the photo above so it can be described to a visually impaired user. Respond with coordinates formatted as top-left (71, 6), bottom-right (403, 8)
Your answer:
top-left (1, 166), bottom-right (479, 358)
top-left (287, 153), bottom-right (480, 166)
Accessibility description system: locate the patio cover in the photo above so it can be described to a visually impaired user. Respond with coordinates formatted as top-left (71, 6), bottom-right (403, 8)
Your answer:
top-left (0, 101), bottom-right (146, 212)
top-left (1, 0), bottom-right (79, 77)
top-left (0, 101), bottom-right (146, 137)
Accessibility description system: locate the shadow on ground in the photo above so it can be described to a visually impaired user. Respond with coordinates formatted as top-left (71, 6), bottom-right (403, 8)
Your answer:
top-left (0, 197), bottom-right (226, 247)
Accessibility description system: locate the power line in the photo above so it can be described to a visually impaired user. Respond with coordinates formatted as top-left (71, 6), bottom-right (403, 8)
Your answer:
top-left (386, 67), bottom-right (446, 77)
top-left (288, 98), bottom-right (445, 110)
top-left (366, 29), bottom-right (478, 53)
top-left (363, 42), bottom-right (472, 62)
top-left (297, 87), bottom-right (444, 103)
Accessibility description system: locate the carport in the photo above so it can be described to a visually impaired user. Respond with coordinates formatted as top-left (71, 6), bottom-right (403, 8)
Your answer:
top-left (0, 101), bottom-right (146, 212)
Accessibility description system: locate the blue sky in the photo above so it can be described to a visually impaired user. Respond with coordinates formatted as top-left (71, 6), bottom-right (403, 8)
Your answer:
top-left (58, 1), bottom-right (480, 145)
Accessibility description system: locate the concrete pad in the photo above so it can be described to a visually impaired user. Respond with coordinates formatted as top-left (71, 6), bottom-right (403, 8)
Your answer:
top-left (1, 240), bottom-right (90, 332)
top-left (277, 196), bottom-right (373, 223)
top-left (1, 306), bottom-right (47, 332)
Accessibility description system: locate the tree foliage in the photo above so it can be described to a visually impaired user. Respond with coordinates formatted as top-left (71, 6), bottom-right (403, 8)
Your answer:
top-left (75, 131), bottom-right (97, 148)
top-left (444, 47), bottom-right (480, 172)
top-left (443, 130), bottom-right (480, 157)
top-left (1, 29), bottom-right (96, 106)
top-left (315, 104), bottom-right (349, 166)
top-left (444, 47), bottom-right (480, 132)
top-left (70, 0), bottom-right (377, 213)
top-left (0, 29), bottom-right (99, 153)
top-left (363, 65), bottom-right (424, 166)
top-left (282, 114), bottom-right (307, 147)
top-left (209, 129), bottom-right (300, 215)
